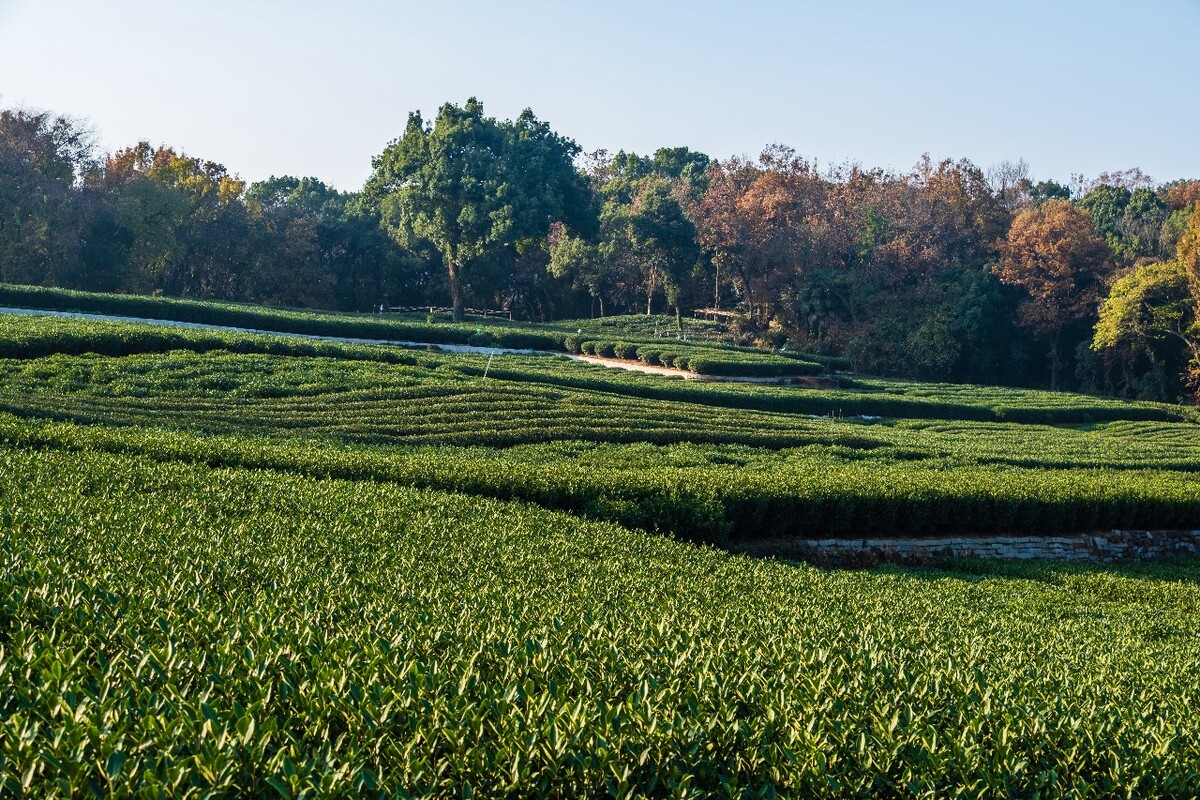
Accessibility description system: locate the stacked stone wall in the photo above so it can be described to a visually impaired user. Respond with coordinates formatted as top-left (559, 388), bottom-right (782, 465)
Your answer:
top-left (779, 530), bottom-right (1200, 565)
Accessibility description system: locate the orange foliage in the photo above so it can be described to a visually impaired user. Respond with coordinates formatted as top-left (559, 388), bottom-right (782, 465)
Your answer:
top-left (1180, 206), bottom-right (1200, 304)
top-left (996, 199), bottom-right (1112, 337)
top-left (1166, 181), bottom-right (1200, 211)
top-left (101, 142), bottom-right (244, 203)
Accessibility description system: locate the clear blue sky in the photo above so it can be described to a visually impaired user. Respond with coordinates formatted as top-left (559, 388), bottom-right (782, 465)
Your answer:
top-left (1, 0), bottom-right (1196, 191)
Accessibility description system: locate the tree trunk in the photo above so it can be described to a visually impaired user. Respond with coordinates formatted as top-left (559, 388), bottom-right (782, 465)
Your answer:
top-left (736, 266), bottom-right (756, 323)
top-left (1049, 330), bottom-right (1061, 391)
top-left (599, 295), bottom-right (605, 318)
top-left (675, 305), bottom-right (683, 337)
top-left (447, 259), bottom-right (464, 322)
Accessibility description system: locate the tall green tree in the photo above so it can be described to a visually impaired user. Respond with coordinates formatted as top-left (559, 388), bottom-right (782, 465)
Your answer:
top-left (628, 178), bottom-right (699, 329)
top-left (548, 223), bottom-right (612, 316)
top-left (92, 143), bottom-right (251, 299)
top-left (1092, 208), bottom-right (1200, 398)
top-left (651, 147), bottom-right (711, 200)
top-left (1030, 180), bottom-right (1071, 206)
top-left (0, 109), bottom-right (94, 285)
top-left (363, 98), bottom-right (588, 320)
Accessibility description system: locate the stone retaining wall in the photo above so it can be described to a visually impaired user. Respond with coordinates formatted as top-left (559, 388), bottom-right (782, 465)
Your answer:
top-left (780, 530), bottom-right (1200, 565)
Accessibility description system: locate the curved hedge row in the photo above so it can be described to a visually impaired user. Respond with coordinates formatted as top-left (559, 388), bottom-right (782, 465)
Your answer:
top-left (468, 362), bottom-right (1184, 425)
top-left (5, 349), bottom-right (1198, 473)
top-left (0, 283), bottom-right (566, 351)
top-left (0, 314), bottom-right (436, 366)
top-left (571, 337), bottom-right (825, 377)
top-left (0, 311), bottom-right (1186, 426)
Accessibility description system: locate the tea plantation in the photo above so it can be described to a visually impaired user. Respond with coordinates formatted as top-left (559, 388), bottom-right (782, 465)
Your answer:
top-left (3, 303), bottom-right (1200, 796)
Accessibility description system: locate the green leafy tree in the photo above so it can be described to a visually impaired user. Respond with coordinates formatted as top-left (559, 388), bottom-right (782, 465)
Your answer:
top-left (1116, 188), bottom-right (1169, 261)
top-left (363, 98), bottom-right (588, 321)
top-left (548, 148), bottom-right (702, 320)
top-left (1030, 179), bottom-right (1071, 206)
top-left (1101, 263), bottom-right (1192, 335)
top-left (651, 146), bottom-right (711, 201)
top-left (90, 142), bottom-right (252, 299)
top-left (247, 176), bottom-right (420, 310)
top-left (90, 142), bottom-right (186, 294)
top-left (1078, 184), bottom-right (1130, 240)
top-left (1076, 182), bottom-right (1169, 263)
top-left (548, 223), bottom-right (612, 316)
top-left (1093, 260), bottom-right (1194, 389)
top-left (1180, 208), bottom-right (1200, 393)
top-left (1092, 208), bottom-right (1200, 400)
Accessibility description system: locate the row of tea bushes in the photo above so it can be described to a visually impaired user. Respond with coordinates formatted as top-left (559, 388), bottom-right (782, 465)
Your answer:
top-left (3, 414), bottom-right (1197, 542)
top-left (468, 358), bottom-right (1183, 424)
top-left (0, 314), bottom-right (441, 365)
top-left (0, 316), bottom-right (1064, 430)
top-left (2, 344), bottom-right (1197, 471)
top-left (570, 337), bottom-right (825, 376)
top-left (0, 283), bottom-right (566, 350)
top-left (2, 293), bottom-right (1187, 421)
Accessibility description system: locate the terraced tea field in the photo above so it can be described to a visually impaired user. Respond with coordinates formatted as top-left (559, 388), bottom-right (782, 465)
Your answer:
top-left (2, 300), bottom-right (1200, 796)
top-left (0, 311), bottom-right (1197, 540)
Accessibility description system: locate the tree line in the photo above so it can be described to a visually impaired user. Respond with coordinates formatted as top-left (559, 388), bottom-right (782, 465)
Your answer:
top-left (2, 101), bottom-right (1198, 400)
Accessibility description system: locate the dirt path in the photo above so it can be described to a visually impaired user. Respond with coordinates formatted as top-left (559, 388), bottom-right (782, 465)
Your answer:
top-left (0, 306), bottom-right (799, 383)
top-left (571, 353), bottom-right (696, 377)
top-left (569, 353), bottom-right (800, 383)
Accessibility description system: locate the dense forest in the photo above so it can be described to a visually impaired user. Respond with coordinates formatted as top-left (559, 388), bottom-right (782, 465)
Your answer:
top-left (2, 101), bottom-right (1198, 401)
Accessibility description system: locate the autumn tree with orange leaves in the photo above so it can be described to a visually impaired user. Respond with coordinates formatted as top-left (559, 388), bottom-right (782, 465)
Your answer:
top-left (996, 199), bottom-right (1112, 389)
top-left (693, 147), bottom-right (826, 325)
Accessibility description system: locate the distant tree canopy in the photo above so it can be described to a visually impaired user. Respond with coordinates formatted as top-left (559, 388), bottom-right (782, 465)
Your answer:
top-left (2, 100), bottom-right (1199, 401)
